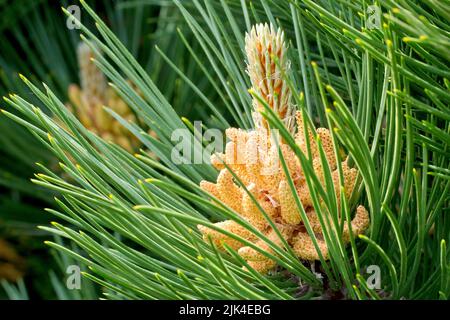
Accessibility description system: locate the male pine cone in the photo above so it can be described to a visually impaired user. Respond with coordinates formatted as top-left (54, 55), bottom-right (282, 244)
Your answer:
top-left (66, 42), bottom-right (140, 151)
top-left (197, 23), bottom-right (369, 274)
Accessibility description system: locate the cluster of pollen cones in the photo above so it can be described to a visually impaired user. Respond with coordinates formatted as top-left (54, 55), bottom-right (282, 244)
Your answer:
top-left (66, 42), bottom-right (141, 151)
top-left (0, 239), bottom-right (25, 282)
top-left (197, 23), bottom-right (370, 274)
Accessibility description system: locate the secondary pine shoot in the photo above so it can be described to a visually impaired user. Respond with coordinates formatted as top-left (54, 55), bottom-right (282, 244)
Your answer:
top-left (66, 42), bottom-right (141, 151)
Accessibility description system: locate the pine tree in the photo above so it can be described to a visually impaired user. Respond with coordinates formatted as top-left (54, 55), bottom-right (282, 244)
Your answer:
top-left (1, 0), bottom-right (449, 300)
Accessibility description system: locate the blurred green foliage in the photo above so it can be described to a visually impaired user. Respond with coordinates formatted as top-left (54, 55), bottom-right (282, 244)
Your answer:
top-left (0, 0), bottom-right (222, 299)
